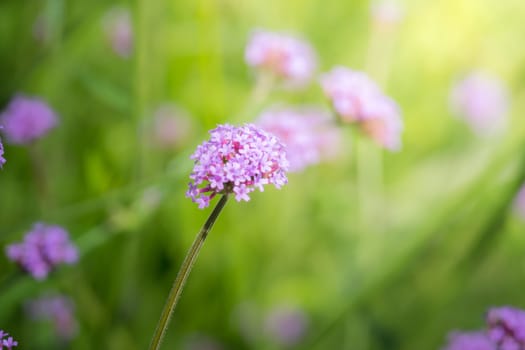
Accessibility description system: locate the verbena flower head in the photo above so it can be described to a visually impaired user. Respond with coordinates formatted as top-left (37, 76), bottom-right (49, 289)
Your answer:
top-left (450, 72), bottom-right (509, 136)
top-left (103, 7), bottom-right (133, 58)
top-left (264, 305), bottom-right (309, 346)
top-left (321, 66), bottom-right (382, 122)
top-left (1, 95), bottom-right (58, 144)
top-left (27, 295), bottom-right (78, 340)
top-left (186, 124), bottom-right (289, 209)
top-left (486, 306), bottom-right (525, 349)
top-left (256, 106), bottom-right (342, 172)
top-left (0, 330), bottom-right (18, 349)
top-left (441, 331), bottom-right (495, 350)
top-left (245, 30), bottom-right (316, 87)
top-left (5, 223), bottom-right (78, 280)
top-left (321, 66), bottom-right (403, 150)
top-left (359, 95), bottom-right (403, 151)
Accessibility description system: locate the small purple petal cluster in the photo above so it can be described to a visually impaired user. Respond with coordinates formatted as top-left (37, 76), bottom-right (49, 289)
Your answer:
top-left (321, 66), bottom-right (403, 150)
top-left (0, 330), bottom-right (18, 349)
top-left (186, 124), bottom-right (289, 209)
top-left (245, 30), bottom-right (316, 86)
top-left (27, 295), bottom-right (78, 340)
top-left (487, 307), bottom-right (525, 349)
top-left (0, 95), bottom-right (58, 144)
top-left (0, 134), bottom-right (5, 168)
top-left (264, 306), bottom-right (309, 346)
top-left (450, 72), bottom-right (509, 136)
top-left (442, 331), bottom-right (495, 350)
top-left (442, 306), bottom-right (525, 350)
top-left (256, 107), bottom-right (342, 172)
top-left (103, 7), bottom-right (133, 58)
top-left (5, 223), bottom-right (78, 280)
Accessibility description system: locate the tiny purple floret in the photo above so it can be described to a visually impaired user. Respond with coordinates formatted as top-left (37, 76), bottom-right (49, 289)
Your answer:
top-left (0, 95), bottom-right (58, 144)
top-left (5, 223), bottom-right (78, 280)
top-left (186, 124), bottom-right (289, 208)
top-left (0, 330), bottom-right (18, 349)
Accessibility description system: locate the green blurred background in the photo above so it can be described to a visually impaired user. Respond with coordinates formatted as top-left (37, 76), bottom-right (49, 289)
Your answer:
top-left (1, 0), bottom-right (525, 349)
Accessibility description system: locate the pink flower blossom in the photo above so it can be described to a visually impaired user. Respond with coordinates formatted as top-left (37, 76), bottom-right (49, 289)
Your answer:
top-left (245, 30), bottom-right (316, 87)
top-left (256, 106), bottom-right (342, 172)
top-left (450, 72), bottom-right (509, 136)
top-left (187, 124), bottom-right (289, 208)
top-left (321, 66), bottom-right (403, 150)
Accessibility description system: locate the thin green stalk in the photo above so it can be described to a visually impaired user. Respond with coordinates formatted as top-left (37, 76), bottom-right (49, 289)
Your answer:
top-left (148, 194), bottom-right (229, 350)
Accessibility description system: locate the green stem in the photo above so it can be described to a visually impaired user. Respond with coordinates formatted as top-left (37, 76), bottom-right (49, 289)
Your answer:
top-left (148, 194), bottom-right (229, 350)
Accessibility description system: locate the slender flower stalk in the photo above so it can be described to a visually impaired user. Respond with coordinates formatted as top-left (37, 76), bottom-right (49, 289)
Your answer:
top-left (148, 194), bottom-right (229, 350)
top-left (149, 123), bottom-right (288, 350)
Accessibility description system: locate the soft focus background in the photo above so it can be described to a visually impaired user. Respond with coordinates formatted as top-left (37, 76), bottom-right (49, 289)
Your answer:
top-left (1, 0), bottom-right (525, 349)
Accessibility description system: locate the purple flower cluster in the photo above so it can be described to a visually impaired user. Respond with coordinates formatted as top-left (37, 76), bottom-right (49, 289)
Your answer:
top-left (450, 71), bottom-right (509, 136)
top-left (5, 223), bottom-right (78, 280)
top-left (245, 30), bottom-right (316, 86)
top-left (186, 124), bottom-right (289, 208)
top-left (0, 330), bottom-right (18, 349)
top-left (256, 107), bottom-right (341, 172)
top-left (487, 307), bottom-right (525, 349)
top-left (27, 295), bottom-right (78, 340)
top-left (321, 66), bottom-right (403, 150)
top-left (0, 95), bottom-right (58, 144)
top-left (442, 332), bottom-right (495, 350)
top-left (442, 306), bottom-right (525, 350)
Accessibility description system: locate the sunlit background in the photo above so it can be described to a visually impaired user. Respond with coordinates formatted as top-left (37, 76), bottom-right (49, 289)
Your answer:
top-left (1, 0), bottom-right (525, 349)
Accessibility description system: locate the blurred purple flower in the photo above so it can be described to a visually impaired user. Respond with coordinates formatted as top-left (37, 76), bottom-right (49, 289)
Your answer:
top-left (486, 306), bottom-right (525, 349)
top-left (26, 295), bottom-right (78, 340)
top-left (371, 1), bottom-right (404, 28)
top-left (245, 30), bottom-right (316, 87)
top-left (151, 104), bottom-right (193, 149)
top-left (321, 66), bottom-right (403, 150)
top-left (256, 106), bottom-right (342, 172)
top-left (103, 7), bottom-right (133, 58)
top-left (0, 330), bottom-right (18, 349)
top-left (5, 223), bottom-right (78, 280)
top-left (0, 135), bottom-right (5, 167)
top-left (441, 331), bottom-right (495, 350)
top-left (186, 124), bottom-right (289, 208)
top-left (264, 305), bottom-right (309, 346)
top-left (450, 72), bottom-right (509, 136)
top-left (359, 96), bottom-right (403, 151)
top-left (0, 95), bottom-right (58, 144)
